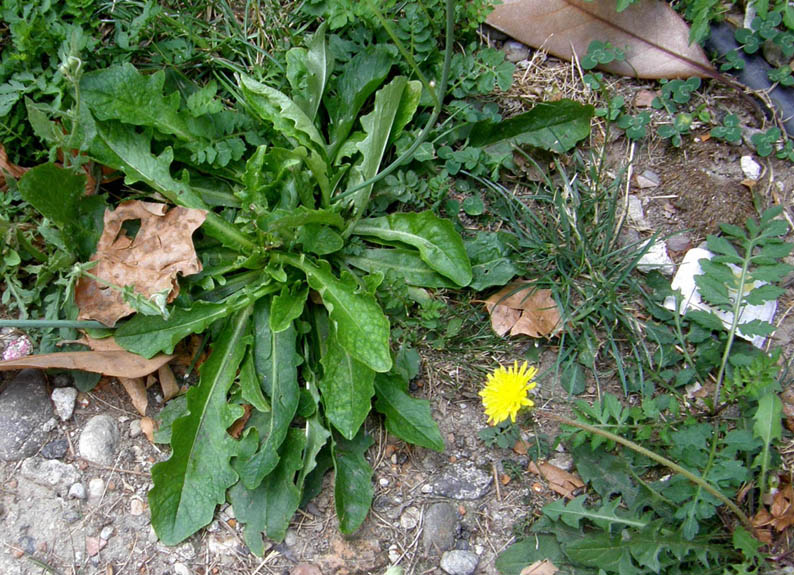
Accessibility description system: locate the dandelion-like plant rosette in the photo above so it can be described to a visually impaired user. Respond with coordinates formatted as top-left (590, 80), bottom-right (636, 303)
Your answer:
top-left (479, 361), bottom-right (537, 425)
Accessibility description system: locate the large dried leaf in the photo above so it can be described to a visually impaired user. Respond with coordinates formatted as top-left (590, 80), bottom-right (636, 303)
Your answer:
top-left (485, 281), bottom-right (561, 338)
top-left (75, 200), bottom-right (206, 326)
top-left (0, 144), bottom-right (28, 188)
top-left (0, 350), bottom-right (173, 378)
top-left (521, 560), bottom-right (559, 575)
top-left (158, 364), bottom-right (180, 402)
top-left (528, 460), bottom-right (584, 498)
top-left (486, 0), bottom-right (713, 79)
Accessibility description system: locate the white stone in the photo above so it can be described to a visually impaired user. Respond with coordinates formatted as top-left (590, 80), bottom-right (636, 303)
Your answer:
top-left (41, 418), bottom-right (58, 433)
top-left (129, 420), bottom-right (142, 438)
top-left (88, 477), bottom-right (105, 501)
top-left (421, 484), bottom-right (433, 494)
top-left (741, 155), bottom-right (762, 181)
top-left (637, 240), bottom-right (675, 276)
top-left (635, 169), bottom-right (660, 188)
top-left (68, 482), bottom-right (87, 500)
top-left (627, 195), bottom-right (651, 230)
top-left (79, 415), bottom-right (120, 465)
top-left (379, 478), bottom-right (390, 487)
top-left (20, 458), bottom-right (80, 493)
top-left (400, 506), bottom-right (420, 530)
top-left (51, 387), bottom-right (78, 421)
top-left (388, 544), bottom-right (401, 563)
top-left (100, 526), bottom-right (114, 540)
top-left (440, 550), bottom-right (479, 575)
top-left (130, 497), bottom-right (145, 516)
top-left (174, 563), bottom-right (191, 575)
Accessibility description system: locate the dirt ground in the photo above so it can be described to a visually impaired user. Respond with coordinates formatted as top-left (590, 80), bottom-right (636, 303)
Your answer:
top-left (2, 37), bottom-right (794, 575)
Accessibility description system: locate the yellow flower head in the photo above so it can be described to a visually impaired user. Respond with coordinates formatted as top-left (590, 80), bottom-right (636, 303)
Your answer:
top-left (479, 361), bottom-right (537, 425)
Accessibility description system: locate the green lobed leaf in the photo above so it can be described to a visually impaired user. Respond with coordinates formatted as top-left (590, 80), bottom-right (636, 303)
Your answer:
top-left (229, 427), bottom-right (306, 553)
top-left (542, 495), bottom-right (646, 531)
top-left (346, 76), bottom-right (415, 214)
top-left (234, 298), bottom-right (300, 489)
top-left (684, 310), bottom-right (725, 332)
top-left (286, 23), bottom-right (331, 121)
top-left (319, 334), bottom-right (375, 440)
top-left (353, 211), bottom-right (472, 287)
top-left (468, 99), bottom-right (594, 153)
top-left (344, 247), bottom-right (457, 288)
top-left (495, 535), bottom-right (567, 575)
top-left (115, 300), bottom-right (245, 358)
top-left (328, 46), bottom-right (394, 155)
top-left (270, 283), bottom-right (309, 333)
top-left (295, 257), bottom-right (392, 373)
top-left (465, 231), bottom-right (519, 291)
top-left (17, 163), bottom-right (84, 233)
top-left (333, 430), bottom-right (374, 534)
top-left (373, 373), bottom-right (444, 452)
top-left (81, 63), bottom-right (191, 140)
top-left (148, 306), bottom-right (253, 545)
top-left (239, 74), bottom-right (326, 153)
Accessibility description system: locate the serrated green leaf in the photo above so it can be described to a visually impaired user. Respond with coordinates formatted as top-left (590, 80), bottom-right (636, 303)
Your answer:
top-left (756, 242), bottom-right (793, 260)
top-left (293, 257), bottom-right (391, 372)
top-left (743, 283), bottom-right (784, 305)
top-left (148, 306), bottom-right (253, 545)
top-left (354, 211), bottom-right (472, 286)
top-left (684, 310), bottom-right (725, 332)
top-left (81, 64), bottom-right (192, 140)
top-left (234, 298), bottom-right (299, 489)
top-left (751, 262), bottom-right (794, 282)
top-left (239, 74), bottom-right (325, 152)
top-left (373, 373), bottom-right (444, 451)
top-left (571, 444), bottom-right (639, 505)
top-left (468, 99), bottom-right (594, 153)
top-left (705, 235), bottom-right (740, 259)
top-left (694, 273), bottom-right (732, 309)
top-left (270, 283), bottom-right (309, 333)
top-left (333, 430), bottom-right (374, 534)
top-left (737, 319), bottom-right (775, 337)
top-left (698, 259), bottom-right (737, 286)
top-left (542, 495), bottom-right (646, 530)
top-left (319, 334), bottom-right (375, 440)
top-left (345, 248), bottom-right (457, 288)
top-left (229, 427), bottom-right (306, 553)
top-left (718, 223), bottom-right (747, 239)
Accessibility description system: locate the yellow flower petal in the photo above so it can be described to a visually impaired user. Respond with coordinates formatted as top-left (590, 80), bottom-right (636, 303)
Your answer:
top-left (479, 361), bottom-right (538, 425)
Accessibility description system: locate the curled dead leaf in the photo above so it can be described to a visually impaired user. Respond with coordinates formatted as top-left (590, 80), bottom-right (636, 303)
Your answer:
top-left (487, 0), bottom-right (713, 79)
top-left (485, 281), bottom-right (561, 338)
top-left (75, 200), bottom-right (206, 326)
top-left (118, 377), bottom-right (148, 416)
top-left (157, 364), bottom-right (180, 402)
top-left (0, 350), bottom-right (173, 378)
top-left (528, 460), bottom-right (584, 498)
top-left (140, 417), bottom-right (157, 443)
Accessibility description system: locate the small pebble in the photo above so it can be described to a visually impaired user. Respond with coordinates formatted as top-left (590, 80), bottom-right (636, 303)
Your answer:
top-left (667, 233), bottom-right (691, 252)
top-left (502, 40), bottom-right (530, 63)
top-left (63, 509), bottom-right (81, 524)
top-left (388, 544), bottom-right (401, 563)
top-left (41, 418), bottom-right (58, 433)
top-left (68, 483), bottom-right (87, 500)
top-left (41, 438), bottom-right (68, 459)
top-left (129, 420), bottom-right (142, 438)
top-left (635, 169), bottom-right (660, 188)
top-left (379, 478), bottom-right (390, 487)
top-left (88, 477), bottom-right (105, 501)
top-left (174, 563), bottom-right (191, 575)
top-left (741, 156), bottom-right (762, 181)
top-left (421, 484), bottom-right (433, 494)
top-left (100, 526), bottom-right (114, 540)
top-left (51, 387), bottom-right (78, 421)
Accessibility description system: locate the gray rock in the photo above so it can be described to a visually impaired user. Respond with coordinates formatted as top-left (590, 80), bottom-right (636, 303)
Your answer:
top-left (42, 417), bottom-right (58, 433)
top-left (0, 369), bottom-right (53, 461)
top-left (51, 387), bottom-right (78, 421)
top-left (100, 525), bottom-right (114, 540)
top-left (20, 458), bottom-right (80, 495)
top-left (667, 233), bottom-right (691, 252)
top-left (63, 509), bottom-right (82, 523)
top-left (41, 438), bottom-right (68, 460)
top-left (432, 462), bottom-right (492, 500)
top-left (129, 419), bottom-right (142, 438)
top-left (88, 477), bottom-right (105, 501)
top-left (68, 483), bottom-right (87, 500)
top-left (440, 550), bottom-right (479, 575)
top-left (423, 502), bottom-right (458, 554)
top-left (502, 40), bottom-right (530, 63)
top-left (79, 414), bottom-right (120, 465)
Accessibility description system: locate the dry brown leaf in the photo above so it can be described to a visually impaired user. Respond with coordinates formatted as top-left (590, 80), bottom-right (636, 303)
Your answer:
top-left (521, 560), bottom-right (559, 575)
top-left (140, 417), bottom-right (157, 443)
top-left (75, 200), bottom-right (206, 326)
top-left (0, 144), bottom-right (29, 189)
top-left (228, 404), bottom-right (253, 439)
top-left (157, 364), bottom-right (180, 402)
top-left (485, 282), bottom-right (561, 338)
top-left (118, 377), bottom-right (148, 416)
top-left (528, 460), bottom-right (584, 498)
top-left (486, 0), bottom-right (713, 79)
top-left (0, 350), bottom-right (173, 378)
